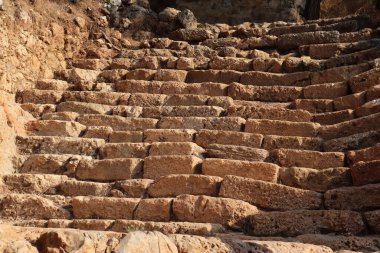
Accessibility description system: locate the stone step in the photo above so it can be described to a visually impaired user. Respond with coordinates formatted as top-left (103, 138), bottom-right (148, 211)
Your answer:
top-left (350, 160), bottom-right (380, 186)
top-left (324, 184), bottom-right (380, 211)
top-left (319, 112), bottom-right (380, 140)
top-left (172, 194), bottom-right (258, 229)
top-left (300, 39), bottom-right (380, 59)
top-left (25, 120), bottom-right (86, 137)
top-left (115, 80), bottom-right (228, 96)
top-left (35, 79), bottom-right (74, 91)
top-left (195, 129), bottom-right (263, 148)
top-left (75, 158), bottom-right (144, 181)
top-left (143, 155), bottom-right (203, 180)
top-left (205, 144), bottom-right (269, 162)
top-left (202, 159), bottom-right (278, 182)
top-left (272, 148), bottom-right (345, 170)
top-left (16, 136), bottom-right (105, 156)
top-left (246, 210), bottom-right (365, 237)
top-left (142, 106), bottom-right (224, 118)
top-left (20, 103), bottom-right (57, 118)
top-left (157, 117), bottom-right (245, 131)
top-left (347, 144), bottom-right (380, 165)
top-left (323, 130), bottom-right (380, 152)
top-left (279, 167), bottom-right (352, 192)
top-left (262, 135), bottom-right (323, 151)
top-left (18, 154), bottom-right (92, 176)
top-left (355, 99), bottom-right (380, 118)
top-left (99, 143), bottom-right (150, 159)
top-left (245, 119), bottom-right (320, 137)
top-left (77, 114), bottom-right (158, 131)
top-left (277, 31), bottom-right (340, 50)
top-left (0, 193), bottom-right (70, 220)
top-left (149, 142), bottom-right (205, 157)
top-left (365, 210), bottom-right (380, 234)
top-left (292, 99), bottom-right (334, 113)
top-left (313, 110), bottom-right (354, 125)
top-left (147, 174), bottom-right (222, 198)
top-left (219, 175), bottom-right (322, 211)
top-left (303, 82), bottom-right (348, 100)
top-left (143, 129), bottom-right (196, 143)
top-left (226, 105), bottom-right (312, 122)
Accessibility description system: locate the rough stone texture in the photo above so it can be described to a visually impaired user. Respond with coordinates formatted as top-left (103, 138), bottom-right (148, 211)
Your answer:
top-left (364, 210), bottom-right (380, 234)
top-left (149, 142), bottom-right (205, 156)
top-left (196, 130), bottom-right (262, 148)
top-left (205, 144), bottom-right (269, 162)
top-left (114, 231), bottom-right (178, 253)
top-left (72, 197), bottom-right (140, 219)
top-left (118, 179), bottom-right (154, 198)
top-left (202, 159), bottom-right (278, 182)
top-left (273, 148), bottom-right (345, 170)
top-left (172, 194), bottom-right (259, 228)
top-left (350, 160), bottom-right (380, 186)
top-left (324, 184), bottom-right (380, 211)
top-left (148, 174), bottom-right (222, 197)
top-left (347, 144), bottom-right (380, 165)
top-left (247, 210), bottom-right (365, 236)
top-left (0, 194), bottom-right (69, 220)
top-left (279, 167), bottom-right (352, 192)
top-left (245, 119), bottom-right (320, 137)
top-left (75, 158), bottom-right (143, 181)
top-left (143, 155), bottom-right (203, 179)
top-left (220, 175), bottom-right (322, 211)
top-left (134, 198), bottom-right (173, 222)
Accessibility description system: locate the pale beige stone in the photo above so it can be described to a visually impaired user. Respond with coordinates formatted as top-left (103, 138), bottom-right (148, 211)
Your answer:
top-left (220, 175), bottom-right (322, 210)
top-left (202, 159), bottom-right (278, 183)
top-left (134, 198), bottom-right (173, 222)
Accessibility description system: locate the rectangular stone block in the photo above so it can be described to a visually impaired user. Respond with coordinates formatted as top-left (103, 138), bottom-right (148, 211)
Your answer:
top-left (247, 210), bottom-right (365, 236)
top-left (127, 93), bottom-right (167, 107)
top-left (16, 90), bottom-right (63, 104)
top-left (263, 135), bottom-right (323, 151)
top-left (365, 210), bottom-right (380, 234)
top-left (165, 94), bottom-right (208, 106)
top-left (62, 91), bottom-right (122, 105)
top-left (143, 155), bottom-right (202, 179)
top-left (219, 175), bottom-right (322, 211)
top-left (277, 31), bottom-right (340, 50)
top-left (323, 130), bottom-right (380, 152)
top-left (304, 82), bottom-right (348, 99)
top-left (134, 198), bottom-right (173, 222)
top-left (16, 136), bottom-right (105, 156)
top-left (272, 148), bottom-right (345, 170)
top-left (76, 158), bottom-right (143, 181)
top-left (172, 194), bottom-right (259, 228)
top-left (77, 115), bottom-right (158, 131)
top-left (72, 196), bottom-right (140, 219)
top-left (226, 106), bottom-right (312, 122)
top-left (158, 117), bottom-right (245, 131)
top-left (333, 92), bottom-right (366, 111)
top-left (324, 184), bottom-right (380, 211)
top-left (347, 144), bottom-right (380, 165)
top-left (149, 142), bottom-right (205, 156)
top-left (313, 110), bottom-right (354, 125)
top-left (57, 101), bottom-right (113, 115)
top-left (205, 144), bottom-right (269, 162)
top-left (350, 160), bottom-right (380, 186)
top-left (143, 106), bottom-right (223, 118)
top-left (26, 120), bottom-right (86, 137)
top-left (144, 129), bottom-right (196, 143)
top-left (240, 71), bottom-right (311, 87)
top-left (319, 113), bottom-right (380, 140)
top-left (196, 130), bottom-right (262, 148)
top-left (117, 179), bottom-right (153, 198)
top-left (60, 180), bottom-right (112, 196)
top-left (245, 119), bottom-right (320, 137)
top-left (109, 131), bottom-right (144, 143)
top-left (228, 83), bottom-right (303, 102)
top-left (147, 174), bottom-right (222, 198)
top-left (292, 99), bottom-right (334, 113)
top-left (99, 143), bottom-right (150, 159)
top-left (202, 159), bottom-right (278, 183)
top-left (279, 167), bottom-right (351, 192)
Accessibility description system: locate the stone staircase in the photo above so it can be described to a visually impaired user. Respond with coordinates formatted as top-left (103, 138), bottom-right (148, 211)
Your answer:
top-left (2, 14), bottom-right (380, 252)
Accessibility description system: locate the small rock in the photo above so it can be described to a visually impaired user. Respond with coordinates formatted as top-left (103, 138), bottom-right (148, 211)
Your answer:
top-left (178, 9), bottom-right (197, 30)
top-left (74, 17), bottom-right (86, 28)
